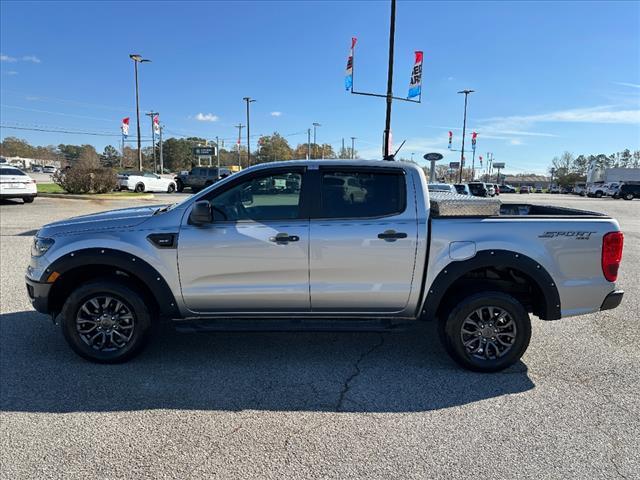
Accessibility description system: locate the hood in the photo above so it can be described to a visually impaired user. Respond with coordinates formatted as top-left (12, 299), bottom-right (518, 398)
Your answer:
top-left (38, 205), bottom-right (164, 237)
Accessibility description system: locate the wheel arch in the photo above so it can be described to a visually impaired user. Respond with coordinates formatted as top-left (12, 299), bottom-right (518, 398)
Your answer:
top-left (421, 249), bottom-right (561, 322)
top-left (42, 248), bottom-right (179, 319)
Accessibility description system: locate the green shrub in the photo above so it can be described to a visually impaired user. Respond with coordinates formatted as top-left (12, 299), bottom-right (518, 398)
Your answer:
top-left (52, 167), bottom-right (117, 194)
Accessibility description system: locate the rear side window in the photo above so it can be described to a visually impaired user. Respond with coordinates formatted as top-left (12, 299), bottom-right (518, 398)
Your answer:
top-left (0, 168), bottom-right (26, 176)
top-left (319, 170), bottom-right (405, 218)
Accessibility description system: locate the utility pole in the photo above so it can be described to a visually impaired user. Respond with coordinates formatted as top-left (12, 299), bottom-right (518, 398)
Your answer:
top-left (351, 137), bottom-right (356, 159)
top-left (216, 136), bottom-right (220, 170)
top-left (236, 123), bottom-right (244, 167)
top-left (307, 128), bottom-right (311, 160)
top-left (312, 122), bottom-right (321, 159)
top-left (145, 111), bottom-right (159, 172)
top-left (129, 54), bottom-right (151, 171)
top-left (243, 97), bottom-right (255, 166)
top-left (341, 138), bottom-right (345, 158)
top-left (457, 89), bottom-right (474, 183)
top-left (159, 124), bottom-right (164, 174)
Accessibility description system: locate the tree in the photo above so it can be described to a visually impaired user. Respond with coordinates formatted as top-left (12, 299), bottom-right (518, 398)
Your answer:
top-left (255, 133), bottom-right (293, 163)
top-left (100, 145), bottom-right (121, 168)
top-left (0, 137), bottom-right (36, 158)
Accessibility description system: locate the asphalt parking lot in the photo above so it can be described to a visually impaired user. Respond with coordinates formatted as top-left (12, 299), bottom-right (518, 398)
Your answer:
top-left (1, 193), bottom-right (639, 479)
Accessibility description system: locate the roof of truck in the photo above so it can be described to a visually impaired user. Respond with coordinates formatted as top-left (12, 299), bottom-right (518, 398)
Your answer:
top-left (246, 159), bottom-right (424, 172)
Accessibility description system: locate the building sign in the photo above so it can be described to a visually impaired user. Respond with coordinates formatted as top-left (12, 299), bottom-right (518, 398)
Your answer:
top-left (193, 147), bottom-right (216, 156)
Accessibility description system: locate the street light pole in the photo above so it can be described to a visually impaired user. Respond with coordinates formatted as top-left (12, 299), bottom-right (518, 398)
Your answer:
top-left (236, 123), bottom-right (244, 167)
top-left (457, 89), bottom-right (474, 183)
top-left (129, 54), bottom-right (151, 171)
top-left (145, 111), bottom-right (158, 172)
top-left (307, 128), bottom-right (311, 160)
top-left (243, 97), bottom-right (255, 166)
top-left (351, 137), bottom-right (356, 159)
top-left (312, 122), bottom-right (321, 159)
top-left (383, 0), bottom-right (396, 160)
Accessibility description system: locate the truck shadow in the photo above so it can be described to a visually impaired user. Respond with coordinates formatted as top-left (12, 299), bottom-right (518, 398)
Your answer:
top-left (0, 311), bottom-right (534, 413)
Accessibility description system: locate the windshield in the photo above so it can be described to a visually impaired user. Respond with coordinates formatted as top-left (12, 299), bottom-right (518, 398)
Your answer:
top-left (0, 168), bottom-right (26, 176)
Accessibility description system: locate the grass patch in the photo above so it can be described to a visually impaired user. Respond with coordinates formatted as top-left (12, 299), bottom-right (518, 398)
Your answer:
top-left (37, 183), bottom-right (149, 197)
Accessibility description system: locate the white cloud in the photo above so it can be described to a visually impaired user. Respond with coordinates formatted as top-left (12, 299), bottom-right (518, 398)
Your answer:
top-left (5, 70), bottom-right (18, 75)
top-left (613, 82), bottom-right (640, 89)
top-left (509, 139), bottom-right (523, 146)
top-left (22, 55), bottom-right (41, 63)
top-left (481, 105), bottom-right (640, 127)
top-left (1, 53), bottom-right (17, 62)
top-left (194, 112), bottom-right (219, 122)
top-left (270, 111), bottom-right (282, 117)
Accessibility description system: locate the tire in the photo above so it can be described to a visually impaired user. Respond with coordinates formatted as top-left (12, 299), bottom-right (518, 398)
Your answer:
top-left (624, 193), bottom-right (634, 201)
top-left (595, 191), bottom-right (603, 198)
top-left (167, 183), bottom-right (176, 193)
top-left (60, 280), bottom-right (152, 363)
top-left (176, 179), bottom-right (184, 192)
top-left (23, 196), bottom-right (35, 203)
top-left (439, 291), bottom-right (531, 372)
top-left (134, 183), bottom-right (145, 193)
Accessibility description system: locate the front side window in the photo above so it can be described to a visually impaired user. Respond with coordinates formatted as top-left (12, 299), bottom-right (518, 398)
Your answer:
top-left (208, 170), bottom-right (303, 221)
top-left (319, 170), bottom-right (405, 219)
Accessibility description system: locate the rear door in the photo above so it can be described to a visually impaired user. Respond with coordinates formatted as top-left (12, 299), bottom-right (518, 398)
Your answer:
top-left (309, 167), bottom-right (418, 313)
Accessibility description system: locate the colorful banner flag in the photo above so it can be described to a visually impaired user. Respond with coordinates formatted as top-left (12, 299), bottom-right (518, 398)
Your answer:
top-left (345, 37), bottom-right (357, 91)
top-left (471, 131), bottom-right (477, 151)
top-left (121, 117), bottom-right (130, 137)
top-left (448, 131), bottom-right (453, 149)
top-left (153, 114), bottom-right (160, 135)
top-left (479, 155), bottom-right (483, 167)
top-left (408, 51), bottom-right (423, 99)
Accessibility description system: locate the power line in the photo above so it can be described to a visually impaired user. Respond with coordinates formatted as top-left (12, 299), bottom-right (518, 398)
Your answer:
top-left (0, 124), bottom-right (153, 139)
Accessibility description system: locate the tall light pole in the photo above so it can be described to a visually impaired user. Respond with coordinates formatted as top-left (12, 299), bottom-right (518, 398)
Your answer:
top-left (307, 129), bottom-right (311, 160)
top-left (312, 122), bottom-right (321, 159)
top-left (236, 123), bottom-right (244, 167)
top-left (243, 97), bottom-right (256, 166)
top-left (129, 54), bottom-right (151, 171)
top-left (457, 89), bottom-right (474, 183)
top-left (351, 136), bottom-right (356, 159)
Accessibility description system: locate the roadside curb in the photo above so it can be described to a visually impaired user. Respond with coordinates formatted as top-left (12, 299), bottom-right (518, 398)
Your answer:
top-left (38, 193), bottom-right (155, 200)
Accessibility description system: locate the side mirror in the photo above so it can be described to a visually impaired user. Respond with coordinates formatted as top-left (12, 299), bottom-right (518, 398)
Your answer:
top-left (189, 201), bottom-right (212, 225)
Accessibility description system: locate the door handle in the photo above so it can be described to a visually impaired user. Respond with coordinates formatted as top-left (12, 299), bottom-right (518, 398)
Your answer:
top-left (269, 233), bottom-right (300, 244)
top-left (377, 230), bottom-right (407, 241)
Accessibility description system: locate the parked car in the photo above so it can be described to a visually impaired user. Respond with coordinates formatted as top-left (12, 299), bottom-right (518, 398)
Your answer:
top-left (175, 167), bottom-right (232, 192)
top-left (31, 165), bottom-right (43, 173)
top-left (467, 182), bottom-right (489, 197)
top-left (519, 186), bottom-right (531, 194)
top-left (605, 183), bottom-right (620, 197)
top-left (573, 183), bottom-right (586, 196)
top-left (43, 165), bottom-right (57, 174)
top-left (549, 186), bottom-right (561, 194)
top-left (25, 159), bottom-right (625, 372)
top-left (454, 184), bottom-right (471, 195)
top-left (587, 182), bottom-right (607, 198)
top-left (117, 171), bottom-right (177, 193)
top-left (534, 187), bottom-right (543, 193)
top-left (499, 184), bottom-right (517, 193)
top-left (0, 165), bottom-right (37, 203)
top-left (614, 183), bottom-right (640, 200)
top-left (428, 183), bottom-right (457, 194)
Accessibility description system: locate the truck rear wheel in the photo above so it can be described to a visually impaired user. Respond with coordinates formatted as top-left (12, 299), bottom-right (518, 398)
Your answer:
top-left (440, 292), bottom-right (531, 372)
top-left (60, 280), bottom-right (152, 363)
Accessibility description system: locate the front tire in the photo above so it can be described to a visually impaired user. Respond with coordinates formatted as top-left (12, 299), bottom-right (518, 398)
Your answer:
top-left (440, 292), bottom-right (531, 372)
top-left (134, 183), bottom-right (145, 193)
top-left (175, 179), bottom-right (184, 192)
top-left (23, 196), bottom-right (35, 203)
top-left (60, 280), bottom-right (152, 363)
top-left (624, 193), bottom-right (634, 201)
top-left (167, 183), bottom-right (176, 193)
top-left (595, 191), bottom-right (603, 198)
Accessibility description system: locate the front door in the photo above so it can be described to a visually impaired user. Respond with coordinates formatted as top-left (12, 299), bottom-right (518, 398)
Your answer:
top-left (309, 167), bottom-right (418, 313)
top-left (178, 168), bottom-right (310, 313)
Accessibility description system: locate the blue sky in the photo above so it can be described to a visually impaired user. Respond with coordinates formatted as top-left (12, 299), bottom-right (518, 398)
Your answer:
top-left (1, 0), bottom-right (639, 174)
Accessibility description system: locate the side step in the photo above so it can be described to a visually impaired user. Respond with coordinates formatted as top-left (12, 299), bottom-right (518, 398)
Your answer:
top-left (172, 318), bottom-right (414, 333)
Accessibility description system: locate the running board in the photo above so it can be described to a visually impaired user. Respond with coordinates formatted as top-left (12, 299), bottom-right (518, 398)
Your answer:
top-left (171, 318), bottom-right (413, 333)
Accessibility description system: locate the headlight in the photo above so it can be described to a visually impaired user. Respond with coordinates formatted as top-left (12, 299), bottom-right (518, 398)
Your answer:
top-left (31, 237), bottom-right (55, 257)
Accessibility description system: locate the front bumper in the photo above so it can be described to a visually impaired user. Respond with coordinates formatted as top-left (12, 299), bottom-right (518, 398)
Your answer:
top-left (25, 276), bottom-right (52, 314)
top-left (601, 290), bottom-right (624, 311)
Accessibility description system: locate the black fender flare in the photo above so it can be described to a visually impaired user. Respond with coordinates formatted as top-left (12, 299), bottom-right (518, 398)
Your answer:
top-left (421, 249), bottom-right (561, 321)
top-left (42, 248), bottom-right (180, 318)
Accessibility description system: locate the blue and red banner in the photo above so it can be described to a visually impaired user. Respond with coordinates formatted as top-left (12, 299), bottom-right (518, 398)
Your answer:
top-left (471, 131), bottom-right (477, 151)
top-left (345, 37), bottom-right (357, 91)
top-left (408, 51), bottom-right (423, 99)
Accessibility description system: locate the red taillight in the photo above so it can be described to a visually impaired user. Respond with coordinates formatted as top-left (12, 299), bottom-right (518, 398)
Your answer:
top-left (602, 232), bottom-right (624, 282)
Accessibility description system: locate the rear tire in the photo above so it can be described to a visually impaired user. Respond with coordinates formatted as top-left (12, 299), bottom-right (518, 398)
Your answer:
top-left (440, 292), bottom-right (531, 372)
top-left (60, 280), bottom-right (152, 363)
top-left (595, 191), bottom-right (603, 198)
top-left (23, 196), bottom-right (35, 203)
top-left (167, 183), bottom-right (176, 193)
top-left (624, 193), bottom-right (634, 201)
top-left (176, 179), bottom-right (184, 192)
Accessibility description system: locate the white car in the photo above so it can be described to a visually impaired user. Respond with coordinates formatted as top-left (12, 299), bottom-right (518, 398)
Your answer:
top-left (0, 165), bottom-right (37, 203)
top-left (43, 165), bottom-right (57, 174)
top-left (427, 183), bottom-right (457, 193)
top-left (117, 171), bottom-right (177, 193)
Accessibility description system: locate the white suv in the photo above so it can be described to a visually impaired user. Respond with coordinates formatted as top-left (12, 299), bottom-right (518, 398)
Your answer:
top-left (0, 166), bottom-right (37, 203)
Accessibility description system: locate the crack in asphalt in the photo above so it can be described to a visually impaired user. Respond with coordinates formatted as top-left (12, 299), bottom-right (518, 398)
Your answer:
top-left (335, 333), bottom-right (385, 412)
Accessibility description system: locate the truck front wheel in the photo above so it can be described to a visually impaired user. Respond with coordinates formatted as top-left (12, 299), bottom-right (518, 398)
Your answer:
top-left (175, 179), bottom-right (184, 192)
top-left (440, 292), bottom-right (531, 372)
top-left (60, 280), bottom-right (152, 363)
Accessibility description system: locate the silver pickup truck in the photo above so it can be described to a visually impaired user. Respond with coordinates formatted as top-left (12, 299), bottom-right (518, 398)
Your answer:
top-left (26, 160), bottom-right (625, 371)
